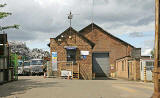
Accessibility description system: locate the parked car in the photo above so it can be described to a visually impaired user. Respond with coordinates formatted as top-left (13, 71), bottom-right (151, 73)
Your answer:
top-left (30, 59), bottom-right (43, 75)
top-left (23, 61), bottom-right (30, 75)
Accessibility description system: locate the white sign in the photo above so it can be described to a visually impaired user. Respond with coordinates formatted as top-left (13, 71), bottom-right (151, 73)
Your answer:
top-left (61, 70), bottom-right (72, 76)
top-left (80, 51), bottom-right (89, 55)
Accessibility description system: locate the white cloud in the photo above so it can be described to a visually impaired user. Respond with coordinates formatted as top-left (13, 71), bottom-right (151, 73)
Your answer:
top-left (0, 0), bottom-right (155, 51)
top-left (142, 48), bottom-right (152, 56)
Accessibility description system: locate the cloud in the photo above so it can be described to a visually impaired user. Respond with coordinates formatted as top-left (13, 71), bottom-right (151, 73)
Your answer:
top-left (0, 0), bottom-right (155, 51)
top-left (142, 48), bottom-right (152, 56)
top-left (141, 39), bottom-right (154, 56)
top-left (128, 32), bottom-right (145, 38)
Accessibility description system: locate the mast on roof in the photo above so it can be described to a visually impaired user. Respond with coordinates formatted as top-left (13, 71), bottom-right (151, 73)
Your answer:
top-left (68, 11), bottom-right (73, 27)
top-left (67, 11), bottom-right (79, 39)
top-left (91, 0), bottom-right (94, 33)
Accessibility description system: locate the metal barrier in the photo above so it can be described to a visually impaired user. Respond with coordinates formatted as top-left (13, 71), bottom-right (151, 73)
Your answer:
top-left (57, 61), bottom-right (79, 79)
top-left (11, 54), bottom-right (18, 80)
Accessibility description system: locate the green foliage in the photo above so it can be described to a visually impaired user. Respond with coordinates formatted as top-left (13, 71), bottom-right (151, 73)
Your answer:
top-left (0, 12), bottom-right (12, 19)
top-left (0, 4), bottom-right (7, 7)
top-left (151, 49), bottom-right (154, 58)
top-left (0, 3), bottom-right (19, 31)
top-left (1, 24), bottom-right (20, 30)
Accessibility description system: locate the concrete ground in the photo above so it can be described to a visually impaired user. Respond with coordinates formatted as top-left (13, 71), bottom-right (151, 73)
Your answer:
top-left (0, 76), bottom-right (153, 98)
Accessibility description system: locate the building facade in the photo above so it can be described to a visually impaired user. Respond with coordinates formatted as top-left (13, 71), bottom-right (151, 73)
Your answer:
top-left (50, 23), bottom-right (138, 80)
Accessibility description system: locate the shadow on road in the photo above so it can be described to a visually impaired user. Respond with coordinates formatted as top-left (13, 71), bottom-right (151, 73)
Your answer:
top-left (0, 77), bottom-right (61, 98)
top-left (94, 77), bottom-right (117, 80)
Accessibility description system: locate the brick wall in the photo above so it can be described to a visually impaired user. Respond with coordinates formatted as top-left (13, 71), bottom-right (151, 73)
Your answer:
top-left (116, 57), bottom-right (140, 80)
top-left (80, 26), bottom-right (134, 71)
top-left (50, 31), bottom-right (93, 80)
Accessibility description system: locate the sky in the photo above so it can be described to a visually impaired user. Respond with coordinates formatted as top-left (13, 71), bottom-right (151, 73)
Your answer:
top-left (0, 0), bottom-right (155, 56)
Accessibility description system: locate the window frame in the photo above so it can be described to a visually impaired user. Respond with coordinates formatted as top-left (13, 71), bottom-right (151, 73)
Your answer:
top-left (66, 49), bottom-right (76, 64)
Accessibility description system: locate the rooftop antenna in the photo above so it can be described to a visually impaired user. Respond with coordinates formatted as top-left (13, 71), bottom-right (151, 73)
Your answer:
top-left (68, 11), bottom-right (73, 27)
top-left (67, 11), bottom-right (80, 27)
top-left (67, 11), bottom-right (79, 40)
top-left (67, 11), bottom-right (73, 39)
top-left (91, 0), bottom-right (94, 37)
top-left (91, 0), bottom-right (94, 24)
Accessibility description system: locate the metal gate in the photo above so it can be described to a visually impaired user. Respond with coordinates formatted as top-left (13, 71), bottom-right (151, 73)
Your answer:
top-left (92, 52), bottom-right (110, 77)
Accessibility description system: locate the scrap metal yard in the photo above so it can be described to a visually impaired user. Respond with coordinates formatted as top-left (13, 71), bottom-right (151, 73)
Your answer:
top-left (0, 76), bottom-right (153, 98)
top-left (0, 0), bottom-right (159, 98)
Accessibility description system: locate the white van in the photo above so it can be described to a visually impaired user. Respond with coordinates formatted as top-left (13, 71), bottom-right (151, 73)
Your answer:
top-left (30, 59), bottom-right (43, 75)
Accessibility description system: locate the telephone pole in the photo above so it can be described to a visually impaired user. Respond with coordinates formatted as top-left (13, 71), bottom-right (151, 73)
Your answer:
top-left (152, 0), bottom-right (160, 97)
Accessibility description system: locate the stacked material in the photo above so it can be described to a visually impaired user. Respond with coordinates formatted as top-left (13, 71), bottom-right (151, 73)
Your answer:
top-left (9, 41), bottom-right (32, 59)
top-left (31, 48), bottom-right (49, 59)
top-left (9, 41), bottom-right (50, 59)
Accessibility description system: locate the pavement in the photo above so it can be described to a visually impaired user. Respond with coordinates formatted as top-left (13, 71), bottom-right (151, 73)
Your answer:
top-left (0, 76), bottom-right (153, 98)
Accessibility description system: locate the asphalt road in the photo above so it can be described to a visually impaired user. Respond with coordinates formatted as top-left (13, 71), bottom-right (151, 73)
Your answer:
top-left (0, 76), bottom-right (153, 98)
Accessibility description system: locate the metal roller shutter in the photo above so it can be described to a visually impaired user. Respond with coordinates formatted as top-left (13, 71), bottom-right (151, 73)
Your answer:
top-left (92, 52), bottom-right (110, 77)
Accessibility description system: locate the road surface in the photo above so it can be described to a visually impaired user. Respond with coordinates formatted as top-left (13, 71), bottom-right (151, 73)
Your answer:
top-left (0, 76), bottom-right (153, 98)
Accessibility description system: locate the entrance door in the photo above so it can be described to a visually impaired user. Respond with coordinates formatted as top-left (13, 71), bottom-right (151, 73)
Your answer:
top-left (92, 52), bottom-right (109, 77)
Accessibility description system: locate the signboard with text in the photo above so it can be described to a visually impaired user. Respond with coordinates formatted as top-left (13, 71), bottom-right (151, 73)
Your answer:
top-left (52, 52), bottom-right (57, 71)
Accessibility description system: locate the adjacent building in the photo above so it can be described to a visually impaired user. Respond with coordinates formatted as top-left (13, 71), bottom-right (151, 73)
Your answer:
top-left (140, 56), bottom-right (154, 81)
top-left (116, 56), bottom-right (140, 80)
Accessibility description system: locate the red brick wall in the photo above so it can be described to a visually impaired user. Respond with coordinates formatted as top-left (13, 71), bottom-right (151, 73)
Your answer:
top-left (50, 33), bottom-right (93, 80)
top-left (81, 27), bottom-right (134, 69)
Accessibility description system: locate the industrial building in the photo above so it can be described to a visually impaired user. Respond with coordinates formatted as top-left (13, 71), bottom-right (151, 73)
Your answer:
top-left (50, 23), bottom-right (140, 80)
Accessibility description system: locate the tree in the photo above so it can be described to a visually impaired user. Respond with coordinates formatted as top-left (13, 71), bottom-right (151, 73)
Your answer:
top-left (151, 49), bottom-right (154, 58)
top-left (0, 3), bottom-right (19, 31)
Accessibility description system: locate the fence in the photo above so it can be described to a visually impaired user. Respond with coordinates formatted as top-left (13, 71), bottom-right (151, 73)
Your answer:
top-left (11, 54), bottom-right (18, 80)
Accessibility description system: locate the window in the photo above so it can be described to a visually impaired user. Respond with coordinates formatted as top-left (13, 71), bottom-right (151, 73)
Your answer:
top-left (24, 62), bottom-right (30, 66)
top-left (67, 49), bottom-right (76, 63)
top-left (31, 60), bottom-right (43, 65)
top-left (146, 61), bottom-right (154, 71)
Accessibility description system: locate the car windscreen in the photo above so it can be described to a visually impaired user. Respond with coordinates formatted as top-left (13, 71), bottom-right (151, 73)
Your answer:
top-left (24, 62), bottom-right (30, 66)
top-left (18, 62), bottom-right (23, 67)
top-left (30, 60), bottom-right (43, 65)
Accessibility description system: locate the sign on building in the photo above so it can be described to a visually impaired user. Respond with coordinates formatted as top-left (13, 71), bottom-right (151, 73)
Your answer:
top-left (52, 52), bottom-right (57, 71)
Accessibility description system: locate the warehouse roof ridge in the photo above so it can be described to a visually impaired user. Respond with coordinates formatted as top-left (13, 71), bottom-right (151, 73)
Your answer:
top-left (54, 27), bottom-right (95, 48)
top-left (79, 23), bottom-right (135, 48)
